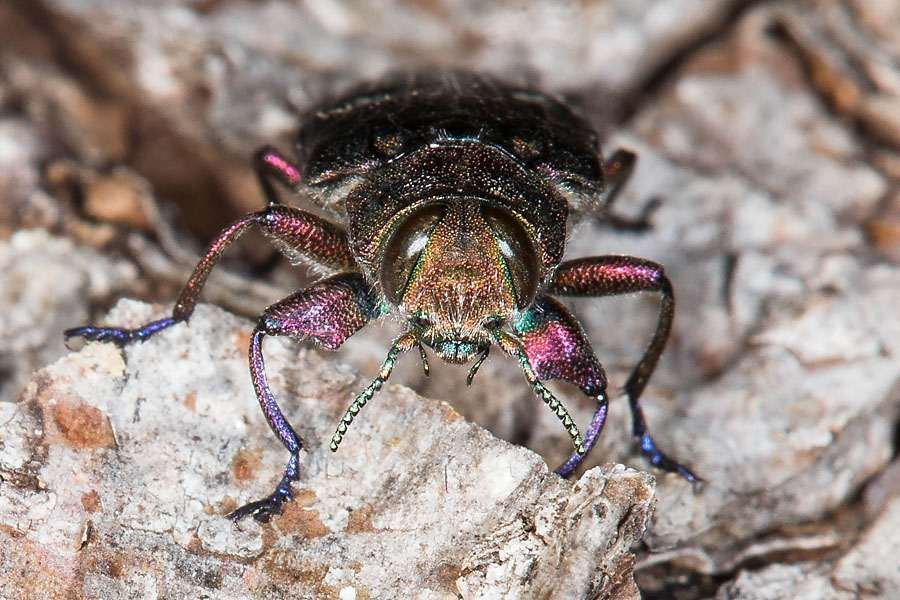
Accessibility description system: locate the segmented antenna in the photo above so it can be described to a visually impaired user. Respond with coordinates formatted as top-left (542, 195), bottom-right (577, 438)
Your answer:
top-left (488, 328), bottom-right (585, 455)
top-left (330, 332), bottom-right (418, 452)
top-left (416, 341), bottom-right (430, 376)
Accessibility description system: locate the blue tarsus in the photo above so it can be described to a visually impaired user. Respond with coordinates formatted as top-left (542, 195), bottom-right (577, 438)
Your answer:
top-left (228, 453), bottom-right (300, 523)
top-left (628, 397), bottom-right (698, 483)
top-left (639, 433), bottom-right (698, 482)
top-left (64, 317), bottom-right (178, 346)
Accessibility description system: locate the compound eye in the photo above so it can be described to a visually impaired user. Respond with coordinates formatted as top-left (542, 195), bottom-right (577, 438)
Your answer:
top-left (483, 206), bottom-right (540, 309)
top-left (380, 203), bottom-right (446, 305)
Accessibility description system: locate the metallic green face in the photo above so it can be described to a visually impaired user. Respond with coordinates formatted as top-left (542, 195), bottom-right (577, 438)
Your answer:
top-left (380, 198), bottom-right (540, 364)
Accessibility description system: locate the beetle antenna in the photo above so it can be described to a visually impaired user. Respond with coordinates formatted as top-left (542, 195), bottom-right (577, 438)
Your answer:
top-left (487, 328), bottom-right (585, 455)
top-left (330, 332), bottom-right (418, 452)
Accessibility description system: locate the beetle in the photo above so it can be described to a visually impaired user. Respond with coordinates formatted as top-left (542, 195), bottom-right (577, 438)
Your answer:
top-left (66, 71), bottom-right (696, 523)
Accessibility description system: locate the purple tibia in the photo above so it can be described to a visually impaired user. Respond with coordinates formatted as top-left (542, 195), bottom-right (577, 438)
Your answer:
top-left (512, 295), bottom-right (608, 475)
top-left (228, 328), bottom-right (302, 523)
top-left (229, 272), bottom-right (383, 522)
top-left (65, 205), bottom-right (356, 347)
top-left (555, 395), bottom-right (608, 477)
top-left (549, 256), bottom-right (697, 482)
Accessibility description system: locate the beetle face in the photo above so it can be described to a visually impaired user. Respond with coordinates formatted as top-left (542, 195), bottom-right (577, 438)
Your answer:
top-left (380, 199), bottom-right (540, 363)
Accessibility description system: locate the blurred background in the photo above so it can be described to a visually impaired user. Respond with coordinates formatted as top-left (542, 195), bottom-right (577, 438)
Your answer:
top-left (1, 1), bottom-right (899, 598)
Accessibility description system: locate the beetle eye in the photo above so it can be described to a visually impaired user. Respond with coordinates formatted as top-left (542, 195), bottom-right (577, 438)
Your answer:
top-left (380, 204), bottom-right (445, 305)
top-left (483, 206), bottom-right (540, 309)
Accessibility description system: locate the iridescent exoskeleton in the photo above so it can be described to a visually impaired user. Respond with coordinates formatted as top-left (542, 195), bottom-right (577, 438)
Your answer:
top-left (66, 72), bottom-right (696, 523)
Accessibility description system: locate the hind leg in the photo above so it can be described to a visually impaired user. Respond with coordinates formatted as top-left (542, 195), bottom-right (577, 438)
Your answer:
top-left (598, 149), bottom-right (660, 232)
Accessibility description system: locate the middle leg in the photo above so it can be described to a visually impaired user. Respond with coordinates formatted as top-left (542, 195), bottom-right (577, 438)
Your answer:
top-left (65, 204), bottom-right (357, 346)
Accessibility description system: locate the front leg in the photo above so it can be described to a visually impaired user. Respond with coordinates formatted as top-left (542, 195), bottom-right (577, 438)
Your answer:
top-left (512, 295), bottom-right (609, 477)
top-left (229, 273), bottom-right (385, 523)
top-left (547, 256), bottom-right (697, 481)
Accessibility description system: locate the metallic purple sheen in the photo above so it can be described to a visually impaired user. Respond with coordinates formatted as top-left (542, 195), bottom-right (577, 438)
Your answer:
top-left (513, 296), bottom-right (607, 397)
top-left (249, 328), bottom-right (301, 455)
top-left (555, 396), bottom-right (608, 477)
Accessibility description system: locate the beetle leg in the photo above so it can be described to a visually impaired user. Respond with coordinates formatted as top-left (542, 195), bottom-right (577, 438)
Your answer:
top-left (416, 341), bottom-right (430, 377)
top-left (488, 326), bottom-right (586, 460)
top-left (548, 256), bottom-right (697, 481)
top-left (65, 205), bottom-right (356, 346)
top-left (599, 148), bottom-right (659, 232)
top-left (601, 149), bottom-right (636, 209)
top-left (229, 273), bottom-right (384, 522)
top-left (228, 327), bottom-right (303, 523)
top-left (511, 296), bottom-right (608, 476)
top-left (254, 145), bottom-right (304, 206)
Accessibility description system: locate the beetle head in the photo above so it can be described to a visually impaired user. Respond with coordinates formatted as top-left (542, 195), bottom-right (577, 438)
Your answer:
top-left (380, 199), bottom-right (540, 363)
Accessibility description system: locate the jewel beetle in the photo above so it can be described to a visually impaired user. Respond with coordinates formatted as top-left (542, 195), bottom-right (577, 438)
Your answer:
top-left (66, 71), bottom-right (696, 523)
